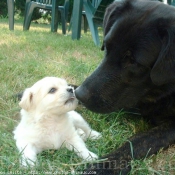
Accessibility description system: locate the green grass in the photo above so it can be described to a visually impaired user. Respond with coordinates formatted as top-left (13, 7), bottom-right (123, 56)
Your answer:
top-left (0, 18), bottom-right (175, 175)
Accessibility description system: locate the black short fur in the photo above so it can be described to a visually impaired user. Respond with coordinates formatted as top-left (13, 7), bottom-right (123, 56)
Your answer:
top-left (75, 0), bottom-right (175, 174)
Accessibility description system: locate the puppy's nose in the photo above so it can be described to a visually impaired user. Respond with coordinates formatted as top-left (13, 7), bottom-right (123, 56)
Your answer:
top-left (67, 88), bottom-right (73, 93)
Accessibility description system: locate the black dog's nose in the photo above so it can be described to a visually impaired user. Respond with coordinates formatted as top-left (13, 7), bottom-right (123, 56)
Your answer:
top-left (75, 86), bottom-right (90, 104)
top-left (67, 88), bottom-right (73, 93)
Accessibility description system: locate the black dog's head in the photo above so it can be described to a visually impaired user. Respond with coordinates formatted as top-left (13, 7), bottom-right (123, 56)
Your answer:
top-left (75, 0), bottom-right (175, 113)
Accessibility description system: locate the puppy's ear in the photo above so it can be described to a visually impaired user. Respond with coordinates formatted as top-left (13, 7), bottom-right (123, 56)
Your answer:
top-left (19, 88), bottom-right (33, 111)
top-left (150, 21), bottom-right (175, 86)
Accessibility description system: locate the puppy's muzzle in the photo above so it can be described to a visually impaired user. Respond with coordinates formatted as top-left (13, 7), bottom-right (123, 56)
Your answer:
top-left (67, 88), bottom-right (73, 93)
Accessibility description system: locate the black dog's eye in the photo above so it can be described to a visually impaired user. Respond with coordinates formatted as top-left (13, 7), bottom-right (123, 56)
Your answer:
top-left (48, 88), bottom-right (57, 94)
top-left (125, 50), bottom-right (132, 57)
top-left (121, 50), bottom-right (136, 69)
top-left (124, 50), bottom-right (135, 64)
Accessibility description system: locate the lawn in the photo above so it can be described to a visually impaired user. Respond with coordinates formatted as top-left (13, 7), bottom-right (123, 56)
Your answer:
top-left (0, 18), bottom-right (175, 175)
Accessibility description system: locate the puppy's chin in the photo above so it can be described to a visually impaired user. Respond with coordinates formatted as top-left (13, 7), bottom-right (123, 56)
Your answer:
top-left (64, 97), bottom-right (78, 111)
top-left (65, 97), bottom-right (76, 105)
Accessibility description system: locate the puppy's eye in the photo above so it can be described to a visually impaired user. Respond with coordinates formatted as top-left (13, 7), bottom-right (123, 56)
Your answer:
top-left (48, 88), bottom-right (57, 94)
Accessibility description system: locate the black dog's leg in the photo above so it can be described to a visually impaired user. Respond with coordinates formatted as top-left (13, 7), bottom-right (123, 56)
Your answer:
top-left (85, 122), bottom-right (175, 175)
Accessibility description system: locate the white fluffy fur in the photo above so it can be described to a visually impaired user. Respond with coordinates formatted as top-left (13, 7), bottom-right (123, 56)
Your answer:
top-left (13, 77), bottom-right (101, 166)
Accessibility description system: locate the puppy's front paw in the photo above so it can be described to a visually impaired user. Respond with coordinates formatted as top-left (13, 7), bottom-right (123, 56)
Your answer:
top-left (21, 158), bottom-right (35, 167)
top-left (89, 130), bottom-right (102, 140)
top-left (84, 151), bottom-right (98, 161)
top-left (77, 128), bottom-right (87, 141)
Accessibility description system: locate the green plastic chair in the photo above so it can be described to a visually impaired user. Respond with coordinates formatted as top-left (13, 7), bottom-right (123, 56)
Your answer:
top-left (167, 0), bottom-right (175, 5)
top-left (7, 0), bottom-right (14, 30)
top-left (68, 1), bottom-right (98, 33)
top-left (23, 0), bottom-right (69, 34)
top-left (83, 0), bottom-right (114, 46)
top-left (82, 0), bottom-right (100, 33)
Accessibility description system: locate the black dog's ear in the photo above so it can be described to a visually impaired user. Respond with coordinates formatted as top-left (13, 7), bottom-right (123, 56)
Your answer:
top-left (103, 2), bottom-right (119, 36)
top-left (150, 22), bottom-right (175, 86)
top-left (101, 0), bottom-right (133, 51)
top-left (101, 2), bottom-right (117, 50)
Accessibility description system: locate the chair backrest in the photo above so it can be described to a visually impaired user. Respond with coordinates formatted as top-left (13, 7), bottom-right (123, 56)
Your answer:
top-left (36, 0), bottom-right (68, 7)
top-left (36, 0), bottom-right (52, 4)
top-left (93, 0), bottom-right (114, 24)
top-left (92, 0), bottom-right (101, 8)
top-left (168, 0), bottom-right (175, 5)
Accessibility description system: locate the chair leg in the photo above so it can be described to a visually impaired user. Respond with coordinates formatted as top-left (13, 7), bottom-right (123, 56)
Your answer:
top-left (23, 0), bottom-right (31, 29)
top-left (167, 0), bottom-right (172, 4)
top-left (88, 19), bottom-right (100, 46)
top-left (68, 13), bottom-right (88, 33)
top-left (51, 0), bottom-right (59, 32)
top-left (83, 0), bottom-right (100, 46)
top-left (59, 9), bottom-right (66, 34)
top-left (72, 0), bottom-right (83, 39)
top-left (23, 2), bottom-right (37, 30)
top-left (82, 13), bottom-right (88, 33)
top-left (7, 0), bottom-right (14, 30)
top-left (67, 16), bottom-right (72, 33)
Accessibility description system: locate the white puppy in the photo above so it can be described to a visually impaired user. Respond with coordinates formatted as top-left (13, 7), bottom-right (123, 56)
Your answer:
top-left (13, 77), bottom-right (101, 167)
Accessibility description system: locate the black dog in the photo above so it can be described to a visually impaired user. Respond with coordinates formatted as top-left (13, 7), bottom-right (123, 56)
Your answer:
top-left (75, 0), bottom-right (175, 174)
